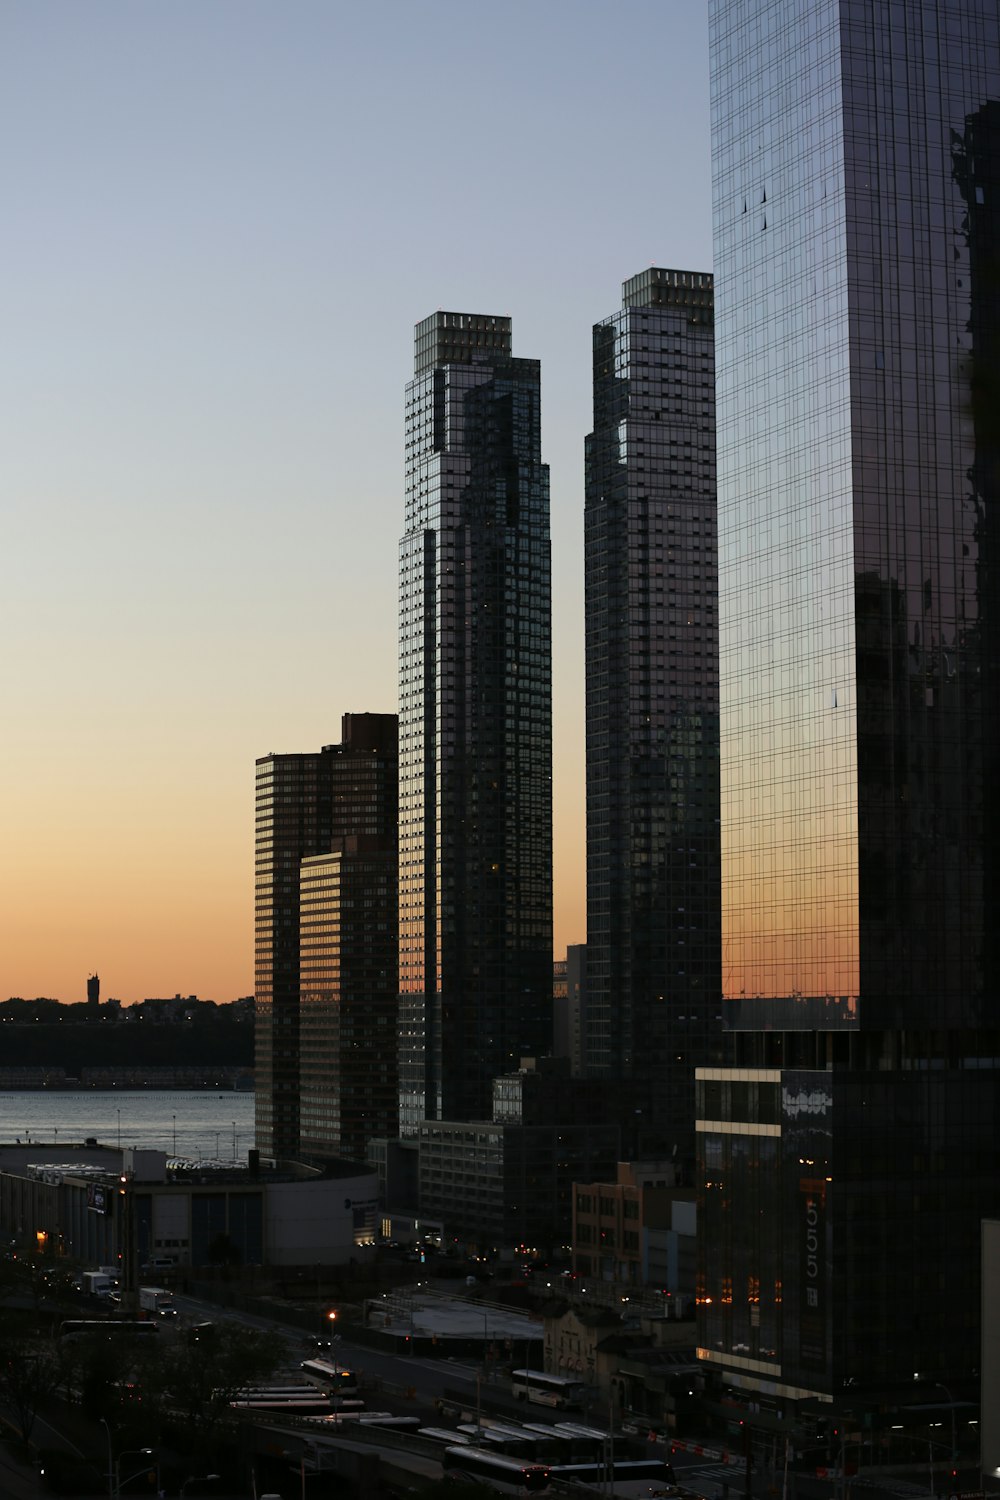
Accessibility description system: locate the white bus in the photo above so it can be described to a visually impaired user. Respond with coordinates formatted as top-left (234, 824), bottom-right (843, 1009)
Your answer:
top-left (442, 1446), bottom-right (551, 1493)
top-left (550, 1457), bottom-right (677, 1495)
top-left (58, 1319), bottom-right (159, 1342)
top-left (299, 1358), bottom-right (359, 1396)
top-left (456, 1424), bottom-right (535, 1453)
top-left (510, 1368), bottom-right (587, 1409)
top-left (229, 1397), bottom-right (359, 1416)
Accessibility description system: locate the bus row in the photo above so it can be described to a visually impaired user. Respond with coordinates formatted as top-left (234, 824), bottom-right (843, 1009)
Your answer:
top-left (437, 1445), bottom-right (678, 1497)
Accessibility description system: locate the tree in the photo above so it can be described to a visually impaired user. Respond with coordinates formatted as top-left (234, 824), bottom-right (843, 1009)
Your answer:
top-left (206, 1234), bottom-right (241, 1272)
top-left (57, 1330), bottom-right (151, 1425)
top-left (0, 1332), bottom-right (62, 1443)
top-left (149, 1323), bottom-right (287, 1442)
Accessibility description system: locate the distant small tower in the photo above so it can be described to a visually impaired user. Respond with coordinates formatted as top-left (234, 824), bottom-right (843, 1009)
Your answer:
top-left (87, 973), bottom-right (100, 1009)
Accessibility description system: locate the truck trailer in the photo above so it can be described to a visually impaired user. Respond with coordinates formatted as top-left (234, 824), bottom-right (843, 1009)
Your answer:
top-left (138, 1286), bottom-right (177, 1318)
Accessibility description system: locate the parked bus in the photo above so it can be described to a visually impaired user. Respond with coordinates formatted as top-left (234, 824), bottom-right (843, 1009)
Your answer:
top-left (306, 1412), bottom-right (421, 1431)
top-left (443, 1446), bottom-right (551, 1493)
top-left (236, 1386), bottom-right (331, 1398)
top-left (456, 1424), bottom-right (535, 1452)
top-left (299, 1357), bottom-right (359, 1396)
top-left (58, 1320), bottom-right (159, 1341)
top-left (230, 1397), bottom-right (363, 1416)
top-left (549, 1457), bottom-right (677, 1496)
top-left (510, 1369), bottom-right (586, 1409)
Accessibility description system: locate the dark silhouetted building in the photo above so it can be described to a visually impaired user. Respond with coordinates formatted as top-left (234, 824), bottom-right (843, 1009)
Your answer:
top-left (299, 834), bottom-right (398, 1162)
top-left (585, 268), bottom-right (719, 1163)
top-left (255, 713), bottom-right (397, 1160)
top-left (417, 1062), bottom-right (620, 1252)
top-left (398, 312), bottom-right (553, 1135)
top-left (87, 973), bottom-right (100, 1010)
top-left (698, 0), bottom-right (1000, 1438)
top-left (553, 943), bottom-right (587, 1076)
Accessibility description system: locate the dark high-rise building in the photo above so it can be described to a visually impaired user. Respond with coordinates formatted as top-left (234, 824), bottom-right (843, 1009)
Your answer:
top-left (585, 268), bottom-right (719, 1161)
top-left (398, 312), bottom-right (553, 1135)
top-left (86, 973), bottom-right (100, 1010)
top-left (417, 1063), bottom-right (620, 1252)
top-left (255, 713), bottom-right (397, 1160)
top-left (299, 835), bottom-right (398, 1163)
top-left (699, 0), bottom-right (1000, 1433)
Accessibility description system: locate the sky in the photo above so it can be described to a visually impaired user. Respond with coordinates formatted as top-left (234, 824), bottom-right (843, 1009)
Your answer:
top-left (1, 1), bottom-right (713, 1003)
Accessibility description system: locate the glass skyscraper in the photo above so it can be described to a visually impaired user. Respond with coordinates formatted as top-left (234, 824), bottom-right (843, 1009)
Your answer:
top-left (698, 0), bottom-right (1000, 1433)
top-left (299, 834), bottom-right (398, 1163)
top-left (254, 750), bottom-right (329, 1160)
top-left (585, 268), bottom-right (721, 1162)
top-left (398, 313), bottom-right (553, 1136)
top-left (255, 713), bottom-right (398, 1161)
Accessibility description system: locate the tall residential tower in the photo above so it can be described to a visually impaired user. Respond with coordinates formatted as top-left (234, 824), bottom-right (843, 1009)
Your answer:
top-left (699, 0), bottom-right (1000, 1432)
top-left (255, 713), bottom-right (398, 1160)
top-left (398, 312), bottom-right (553, 1134)
top-left (585, 268), bottom-right (720, 1162)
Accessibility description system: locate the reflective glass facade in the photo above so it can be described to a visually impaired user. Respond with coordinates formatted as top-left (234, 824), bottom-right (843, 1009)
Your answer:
top-left (585, 269), bottom-right (721, 1158)
top-left (299, 838), bottom-right (398, 1164)
top-left (714, 0), bottom-right (1000, 1030)
top-left (254, 713), bottom-right (398, 1160)
top-left (700, 0), bottom-right (1000, 1419)
top-left (255, 751), bottom-right (329, 1160)
top-left (398, 313), bottom-right (553, 1135)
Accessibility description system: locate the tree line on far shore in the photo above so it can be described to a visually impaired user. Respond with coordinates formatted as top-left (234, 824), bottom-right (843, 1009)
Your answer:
top-left (0, 1000), bottom-right (253, 1070)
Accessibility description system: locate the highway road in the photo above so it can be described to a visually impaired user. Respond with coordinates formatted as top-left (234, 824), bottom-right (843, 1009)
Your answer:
top-left (171, 1290), bottom-right (512, 1410)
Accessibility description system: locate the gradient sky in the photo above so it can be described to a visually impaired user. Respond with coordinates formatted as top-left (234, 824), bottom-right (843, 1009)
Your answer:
top-left (1, 1), bottom-right (712, 1003)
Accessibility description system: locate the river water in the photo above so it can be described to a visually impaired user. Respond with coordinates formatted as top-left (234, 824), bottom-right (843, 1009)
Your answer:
top-left (0, 1090), bottom-right (255, 1160)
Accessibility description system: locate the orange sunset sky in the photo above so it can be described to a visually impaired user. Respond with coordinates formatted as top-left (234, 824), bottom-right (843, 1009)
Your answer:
top-left (2, 2), bottom-right (712, 1003)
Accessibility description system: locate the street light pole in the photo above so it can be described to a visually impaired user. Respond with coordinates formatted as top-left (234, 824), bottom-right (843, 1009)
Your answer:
top-left (914, 1374), bottom-right (958, 1466)
top-left (324, 1308), bottom-right (339, 1375)
top-left (606, 1382), bottom-right (616, 1500)
top-left (117, 1448), bottom-right (157, 1500)
top-left (933, 1382), bottom-right (958, 1462)
top-left (99, 1418), bottom-right (113, 1500)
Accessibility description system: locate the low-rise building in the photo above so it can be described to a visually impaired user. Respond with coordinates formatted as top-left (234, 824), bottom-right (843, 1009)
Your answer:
top-left (0, 1141), bottom-right (377, 1269)
top-left (572, 1162), bottom-right (696, 1304)
top-left (416, 1064), bottom-right (620, 1254)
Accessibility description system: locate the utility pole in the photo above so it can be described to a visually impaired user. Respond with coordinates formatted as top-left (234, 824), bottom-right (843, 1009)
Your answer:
top-left (118, 1163), bottom-right (138, 1318)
